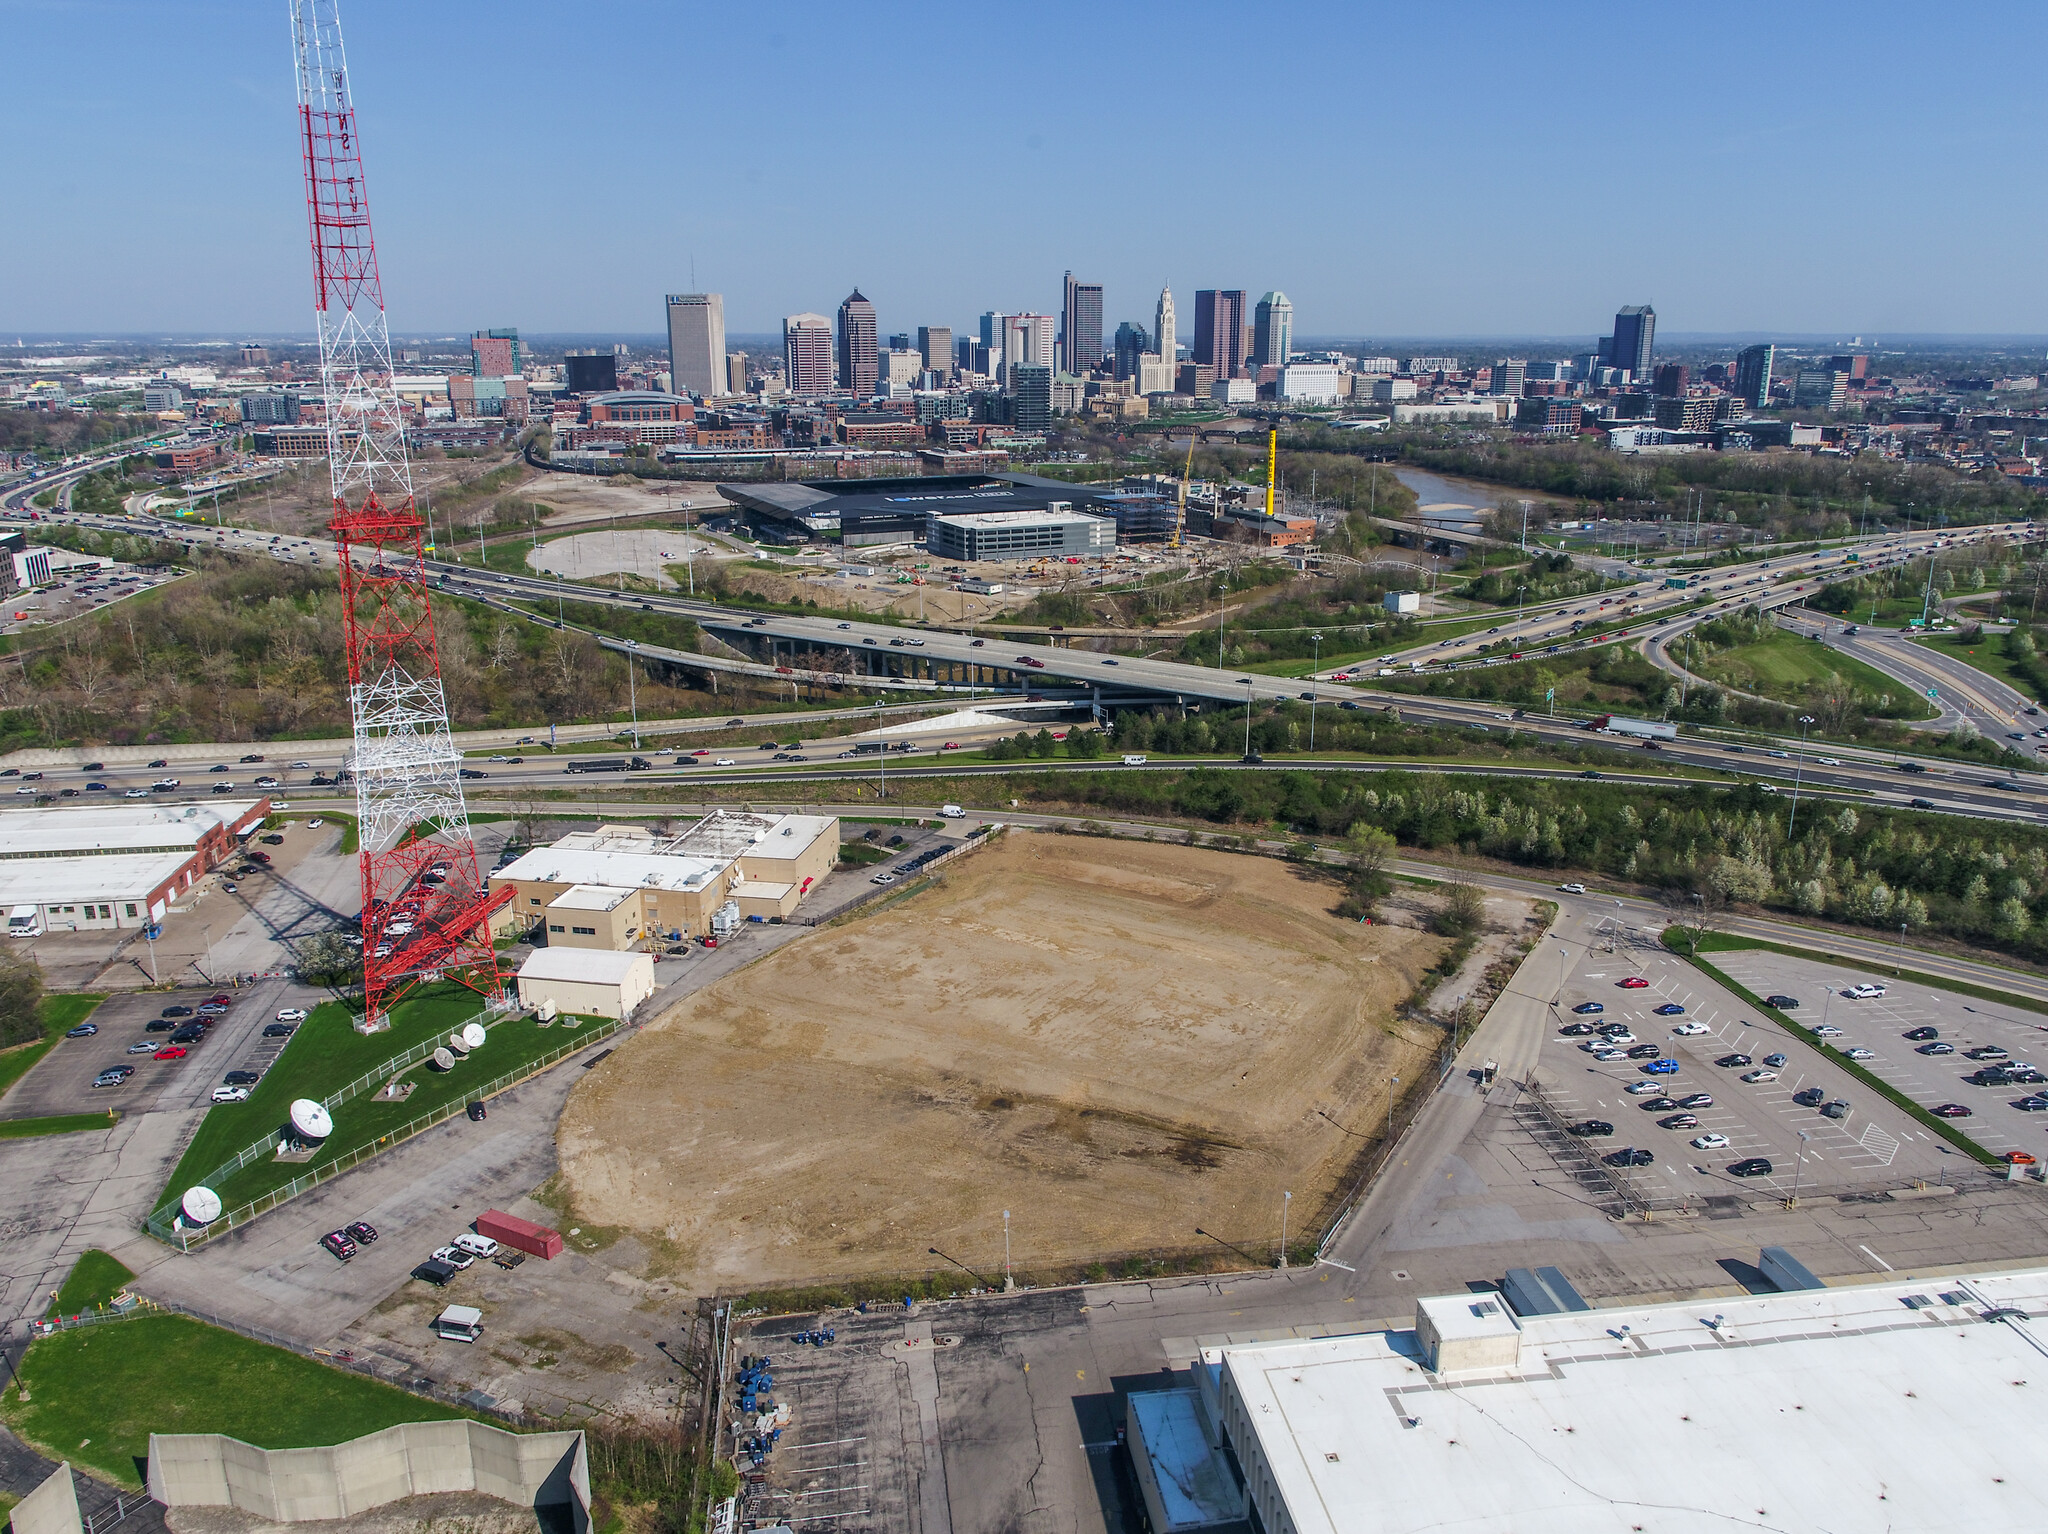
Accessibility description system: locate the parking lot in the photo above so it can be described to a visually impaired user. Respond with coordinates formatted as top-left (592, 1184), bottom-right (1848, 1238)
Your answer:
top-left (0, 978), bottom-right (322, 1121)
top-left (1532, 942), bottom-right (1960, 1204)
top-left (1712, 949), bottom-right (2048, 1158)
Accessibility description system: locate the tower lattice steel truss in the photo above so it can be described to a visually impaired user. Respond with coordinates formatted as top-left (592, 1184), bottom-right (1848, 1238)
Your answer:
top-left (290, 0), bottom-right (510, 1031)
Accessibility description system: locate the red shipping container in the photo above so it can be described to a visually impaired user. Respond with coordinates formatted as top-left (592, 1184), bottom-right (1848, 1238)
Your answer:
top-left (476, 1208), bottom-right (564, 1260)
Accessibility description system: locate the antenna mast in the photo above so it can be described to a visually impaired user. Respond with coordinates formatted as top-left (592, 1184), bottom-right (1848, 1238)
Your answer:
top-left (290, 0), bottom-right (510, 1031)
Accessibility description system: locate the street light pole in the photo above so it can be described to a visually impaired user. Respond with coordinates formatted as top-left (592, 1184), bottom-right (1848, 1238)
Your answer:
top-left (1786, 714), bottom-right (1816, 838)
top-left (1787, 1129), bottom-right (1813, 1208)
top-left (1279, 1190), bottom-right (1292, 1269)
top-left (1003, 1209), bottom-right (1013, 1291)
top-left (1243, 677), bottom-right (1255, 759)
top-left (1308, 633), bottom-right (1322, 752)
top-left (876, 703), bottom-right (885, 801)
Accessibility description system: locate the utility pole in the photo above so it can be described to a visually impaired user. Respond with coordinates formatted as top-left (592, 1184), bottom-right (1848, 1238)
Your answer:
top-left (1786, 714), bottom-right (1816, 837)
top-left (1279, 1190), bottom-right (1292, 1269)
top-left (1308, 633), bottom-right (1321, 751)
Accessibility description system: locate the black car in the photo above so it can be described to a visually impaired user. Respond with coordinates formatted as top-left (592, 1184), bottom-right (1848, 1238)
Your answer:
top-left (1568, 1119), bottom-right (1614, 1137)
top-left (146, 1018), bottom-right (174, 1032)
top-left (466, 1100), bottom-right (487, 1121)
top-left (1558, 1023), bottom-right (1596, 1037)
top-left (1604, 1147), bottom-right (1654, 1167)
top-left (458, 768), bottom-right (487, 779)
top-left (262, 1022), bottom-right (298, 1038)
top-left (1764, 994), bottom-right (1799, 1009)
top-left (412, 1259), bottom-right (458, 1286)
top-left (1625, 1044), bottom-right (1661, 1060)
top-left (1897, 760), bottom-right (1927, 774)
top-left (346, 1220), bottom-right (379, 1244)
top-left (1909, 798), bottom-right (1935, 810)
top-left (1572, 1002), bottom-right (1604, 1015)
top-left (1904, 1026), bottom-right (1939, 1041)
top-left (1728, 1157), bottom-right (1774, 1178)
top-left (1658, 1112), bottom-right (1701, 1129)
top-left (1715, 1053), bottom-right (1754, 1068)
top-left (168, 1025), bottom-right (207, 1045)
top-left (222, 1070), bottom-right (261, 1086)
top-left (240, 753), bottom-right (264, 763)
top-left (1636, 1096), bottom-right (1680, 1112)
top-left (1792, 1086), bottom-right (1826, 1107)
top-left (162, 1005), bottom-right (194, 1018)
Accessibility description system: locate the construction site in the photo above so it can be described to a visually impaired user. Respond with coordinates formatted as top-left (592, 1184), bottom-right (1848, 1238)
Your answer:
top-left (553, 830), bottom-right (1448, 1295)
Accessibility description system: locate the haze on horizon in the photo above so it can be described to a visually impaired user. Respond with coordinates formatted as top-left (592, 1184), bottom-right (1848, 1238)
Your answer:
top-left (4, 1), bottom-right (2046, 342)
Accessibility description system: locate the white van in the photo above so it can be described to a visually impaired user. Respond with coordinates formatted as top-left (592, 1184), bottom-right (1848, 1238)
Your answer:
top-left (6, 905), bottom-right (39, 939)
top-left (433, 1304), bottom-right (483, 1343)
top-left (1121, 754), bottom-right (1147, 766)
top-left (938, 804), bottom-right (967, 819)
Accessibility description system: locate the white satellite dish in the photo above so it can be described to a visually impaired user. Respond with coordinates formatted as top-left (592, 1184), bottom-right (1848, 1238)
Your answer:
top-left (431, 1046), bottom-right (456, 1071)
top-left (445, 1031), bottom-right (469, 1057)
top-left (461, 1022), bottom-right (487, 1051)
top-left (289, 1098), bottom-right (333, 1140)
top-left (181, 1186), bottom-right (223, 1226)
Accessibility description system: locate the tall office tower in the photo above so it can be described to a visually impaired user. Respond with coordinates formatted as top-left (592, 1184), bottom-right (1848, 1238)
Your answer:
top-left (783, 312), bottom-right (834, 395)
top-left (1011, 313), bottom-right (1056, 369)
top-left (471, 329), bottom-right (520, 377)
top-left (1061, 271), bottom-right (1104, 375)
top-left (1252, 292), bottom-right (1293, 370)
top-left (1652, 362), bottom-right (1689, 397)
top-left (726, 352), bottom-right (749, 394)
top-left (664, 294), bottom-right (726, 397)
top-left (888, 333), bottom-right (911, 351)
top-left (1112, 321), bottom-right (1150, 380)
top-left (836, 289), bottom-right (878, 395)
top-left (1609, 305), bottom-right (1656, 379)
top-left (1192, 289), bottom-right (1248, 378)
top-left (918, 326), bottom-right (953, 382)
top-left (1734, 343), bottom-right (1774, 409)
top-left (563, 350), bottom-right (617, 394)
top-left (1010, 365), bottom-right (1052, 432)
top-left (1155, 286), bottom-right (1176, 365)
top-left (979, 311), bottom-right (1009, 348)
top-left (1489, 358), bottom-right (1528, 396)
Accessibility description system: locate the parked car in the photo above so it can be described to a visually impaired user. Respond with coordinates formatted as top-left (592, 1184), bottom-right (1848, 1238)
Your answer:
top-left (347, 1221), bottom-right (379, 1244)
top-left (1843, 1047), bottom-right (1876, 1061)
top-left (452, 1233), bottom-right (499, 1259)
top-left (263, 1023), bottom-right (298, 1038)
top-left (412, 1259), bottom-right (457, 1286)
top-left (1690, 1132), bottom-right (1731, 1150)
top-left (1604, 1148), bottom-right (1654, 1167)
top-left (1904, 1026), bottom-right (1939, 1041)
top-left (1762, 1053), bottom-right (1788, 1068)
top-left (153, 1047), bottom-right (188, 1061)
top-left (321, 1230), bottom-right (358, 1260)
top-left (1658, 1112), bottom-right (1700, 1129)
top-left (1931, 1103), bottom-right (1974, 1118)
top-left (1625, 1080), bottom-right (1668, 1095)
top-left (1728, 1158), bottom-right (1774, 1178)
top-left (1625, 1043), bottom-right (1661, 1060)
top-left (1558, 1023), bottom-right (1596, 1037)
top-left (1642, 1059), bottom-right (1681, 1075)
top-left (93, 1068), bottom-right (133, 1088)
top-left (211, 1086), bottom-right (249, 1103)
top-left (1653, 1003), bottom-right (1686, 1016)
top-left (1765, 994), bottom-right (1800, 1009)
top-left (1812, 1024), bottom-right (1845, 1038)
top-left (223, 1070), bottom-right (261, 1086)
top-left (1568, 1119), bottom-right (1614, 1137)
top-left (432, 1245), bottom-right (476, 1270)
top-left (1965, 1046), bottom-right (2011, 1060)
top-left (126, 1041), bottom-right (157, 1055)
top-left (1844, 983), bottom-right (1888, 999)
top-left (1571, 1002), bottom-right (1604, 1015)
top-left (1617, 976), bottom-right (1649, 989)
top-left (1672, 1021), bottom-right (1710, 1036)
top-left (1740, 1069), bottom-right (1779, 1083)
top-left (64, 1022), bottom-right (98, 1038)
top-left (1677, 1092), bottom-right (1714, 1108)
top-left (1715, 1054), bottom-right (1754, 1068)
top-left (276, 1007), bottom-right (308, 1022)
top-left (1793, 1086), bottom-right (1827, 1107)
top-left (1820, 1099), bottom-right (1851, 1119)
top-left (467, 1100), bottom-right (488, 1121)
top-left (1917, 1042), bottom-right (1956, 1055)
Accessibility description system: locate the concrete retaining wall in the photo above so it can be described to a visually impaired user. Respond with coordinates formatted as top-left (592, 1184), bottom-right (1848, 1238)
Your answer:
top-left (13, 1462), bottom-right (81, 1534)
top-left (146, 1423), bottom-right (587, 1534)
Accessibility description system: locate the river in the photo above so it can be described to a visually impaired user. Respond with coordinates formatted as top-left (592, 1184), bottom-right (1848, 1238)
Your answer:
top-left (1390, 466), bottom-right (1518, 522)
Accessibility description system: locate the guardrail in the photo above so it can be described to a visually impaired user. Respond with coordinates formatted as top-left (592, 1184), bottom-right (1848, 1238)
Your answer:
top-left (143, 1011), bottom-right (624, 1251)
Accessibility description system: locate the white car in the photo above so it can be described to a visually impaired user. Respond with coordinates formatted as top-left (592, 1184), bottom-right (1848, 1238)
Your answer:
top-left (1844, 983), bottom-right (1888, 999)
top-left (1740, 1069), bottom-right (1779, 1083)
top-left (307, 817), bottom-right (324, 828)
top-left (432, 1245), bottom-right (476, 1270)
top-left (1815, 756), bottom-right (1841, 767)
top-left (1625, 1080), bottom-right (1667, 1095)
top-left (451, 1233), bottom-right (499, 1259)
top-left (714, 757), bottom-right (736, 767)
top-left (1672, 1022), bottom-right (1710, 1036)
top-left (386, 921), bottom-right (415, 936)
top-left (1812, 1024), bottom-right (1845, 1038)
top-left (211, 1086), bottom-right (250, 1104)
top-left (124, 787), bottom-right (149, 798)
top-left (1557, 882), bottom-right (1586, 894)
top-left (276, 1007), bottom-right (309, 1022)
top-left (1689, 1132), bottom-right (1731, 1150)
top-left (271, 800), bottom-right (290, 811)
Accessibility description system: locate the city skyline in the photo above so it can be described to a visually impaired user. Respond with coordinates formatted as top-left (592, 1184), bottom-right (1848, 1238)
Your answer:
top-left (6, 3), bottom-right (2048, 336)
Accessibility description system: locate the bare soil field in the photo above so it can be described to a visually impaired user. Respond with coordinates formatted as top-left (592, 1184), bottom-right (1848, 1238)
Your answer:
top-left (556, 830), bottom-right (1446, 1293)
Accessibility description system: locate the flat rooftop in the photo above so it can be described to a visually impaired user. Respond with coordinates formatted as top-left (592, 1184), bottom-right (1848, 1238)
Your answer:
top-left (0, 852), bottom-right (194, 905)
top-left (1219, 1267), bottom-right (2048, 1534)
top-left (719, 472), bottom-right (1120, 526)
top-left (517, 948), bottom-right (648, 984)
top-left (0, 801), bottom-right (261, 858)
top-left (930, 508), bottom-right (1104, 530)
top-left (490, 846), bottom-right (721, 893)
top-left (547, 883), bottom-right (636, 912)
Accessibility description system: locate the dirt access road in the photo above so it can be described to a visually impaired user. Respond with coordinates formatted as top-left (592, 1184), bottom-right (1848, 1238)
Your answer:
top-left (557, 830), bottom-right (1444, 1293)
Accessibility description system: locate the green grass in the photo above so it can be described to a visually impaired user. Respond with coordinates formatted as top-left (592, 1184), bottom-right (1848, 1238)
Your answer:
top-left (1914, 632), bottom-right (2046, 706)
top-left (4, 1314), bottom-right (466, 1487)
top-left (0, 995), bottom-right (107, 1102)
top-left (1694, 628), bottom-right (1937, 718)
top-left (154, 984), bottom-right (603, 1219)
top-left (45, 1250), bottom-right (134, 1319)
top-left (1665, 932), bottom-right (1998, 1164)
top-left (0, 1113), bottom-right (122, 1141)
top-left (836, 841), bottom-right (891, 866)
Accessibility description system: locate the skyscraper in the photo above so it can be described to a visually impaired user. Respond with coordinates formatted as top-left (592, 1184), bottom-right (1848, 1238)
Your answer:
top-left (1252, 293), bottom-right (1293, 370)
top-left (836, 289), bottom-right (878, 396)
top-left (918, 326), bottom-right (953, 383)
top-left (1734, 344), bottom-right (1774, 410)
top-left (1155, 286), bottom-right (1176, 365)
top-left (783, 312), bottom-right (834, 395)
top-left (665, 294), bottom-right (726, 397)
top-left (1013, 314), bottom-right (1056, 369)
top-left (1010, 365), bottom-right (1052, 433)
top-left (1113, 322), bottom-right (1150, 380)
top-left (471, 329), bottom-right (520, 377)
top-left (1062, 271), bottom-right (1104, 375)
top-left (1193, 290), bottom-right (1247, 379)
top-left (1609, 305), bottom-right (1656, 380)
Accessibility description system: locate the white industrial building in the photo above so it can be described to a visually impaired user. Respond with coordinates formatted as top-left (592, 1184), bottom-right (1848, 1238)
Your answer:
top-left (924, 508), bottom-right (1115, 563)
top-left (0, 799), bottom-right (269, 933)
top-left (515, 947), bottom-right (656, 1020)
top-left (1278, 364), bottom-right (1345, 404)
top-left (1127, 1266), bottom-right (2048, 1534)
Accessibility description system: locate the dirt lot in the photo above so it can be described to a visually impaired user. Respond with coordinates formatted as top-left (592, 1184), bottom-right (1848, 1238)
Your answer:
top-left (556, 830), bottom-right (1445, 1293)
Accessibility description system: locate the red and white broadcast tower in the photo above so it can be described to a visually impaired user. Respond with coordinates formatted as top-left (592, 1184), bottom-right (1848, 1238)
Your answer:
top-left (290, 0), bottom-right (511, 1031)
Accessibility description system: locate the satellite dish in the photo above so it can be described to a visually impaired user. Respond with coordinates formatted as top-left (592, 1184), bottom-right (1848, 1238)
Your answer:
top-left (445, 1032), bottom-right (469, 1057)
top-left (181, 1186), bottom-right (223, 1226)
top-left (431, 1046), bottom-right (456, 1071)
top-left (461, 1022), bottom-right (487, 1051)
top-left (289, 1099), bottom-right (333, 1141)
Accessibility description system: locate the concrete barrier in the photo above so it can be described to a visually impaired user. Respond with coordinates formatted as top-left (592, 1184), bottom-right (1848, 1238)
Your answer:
top-left (146, 1422), bottom-right (587, 1533)
top-left (12, 1462), bottom-right (81, 1534)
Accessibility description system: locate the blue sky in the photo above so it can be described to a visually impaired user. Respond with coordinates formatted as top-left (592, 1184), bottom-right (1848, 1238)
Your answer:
top-left (5, 1), bottom-right (2047, 342)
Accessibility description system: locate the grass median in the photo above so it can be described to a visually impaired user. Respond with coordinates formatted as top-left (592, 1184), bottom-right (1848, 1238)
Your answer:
top-left (0, 995), bottom-right (107, 1103)
top-left (153, 983), bottom-right (596, 1219)
top-left (45, 1249), bottom-right (133, 1319)
top-left (3, 1313), bottom-right (466, 1487)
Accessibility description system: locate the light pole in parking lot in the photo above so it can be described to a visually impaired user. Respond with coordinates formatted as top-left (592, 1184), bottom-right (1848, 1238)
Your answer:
top-left (1787, 1129), bottom-right (1813, 1208)
top-left (1243, 676), bottom-right (1256, 759)
top-left (1308, 633), bottom-right (1322, 751)
top-left (1786, 715), bottom-right (1816, 837)
top-left (1556, 944), bottom-right (1568, 1003)
top-left (1279, 1190), bottom-right (1292, 1269)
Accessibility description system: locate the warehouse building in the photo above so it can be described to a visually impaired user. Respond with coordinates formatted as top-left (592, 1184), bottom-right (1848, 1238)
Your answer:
top-left (926, 507), bottom-right (1116, 562)
top-left (515, 947), bottom-right (656, 1020)
top-left (1126, 1266), bottom-right (2048, 1534)
top-left (0, 799), bottom-right (270, 932)
top-left (716, 471), bottom-right (1127, 550)
top-left (488, 811), bottom-right (839, 946)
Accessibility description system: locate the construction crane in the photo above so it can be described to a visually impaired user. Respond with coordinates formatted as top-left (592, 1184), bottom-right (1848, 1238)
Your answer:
top-left (1264, 428), bottom-right (1279, 520)
top-left (289, 0), bottom-right (510, 1031)
top-left (1169, 433), bottom-right (1195, 549)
